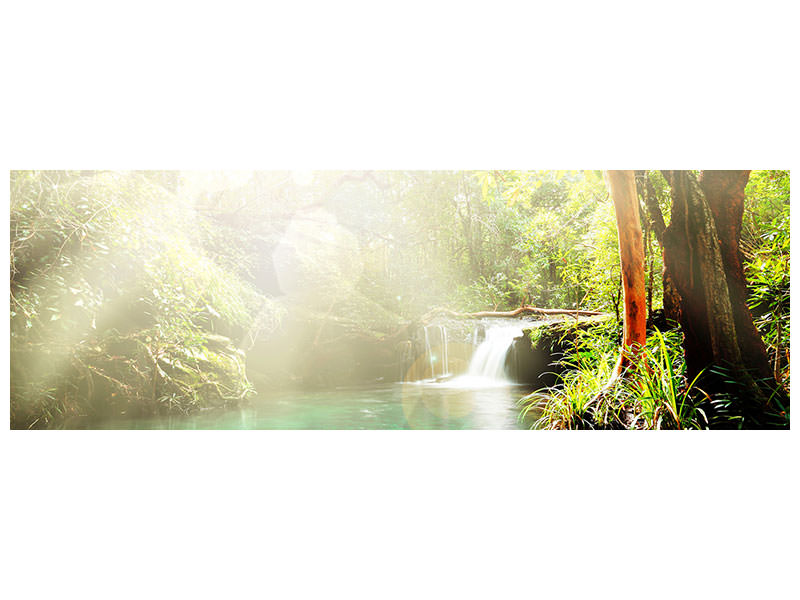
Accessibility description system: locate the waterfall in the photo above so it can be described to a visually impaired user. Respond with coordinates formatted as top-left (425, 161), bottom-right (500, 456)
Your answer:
top-left (440, 325), bottom-right (449, 376)
top-left (406, 322), bottom-right (520, 386)
top-left (423, 326), bottom-right (435, 378)
top-left (398, 340), bottom-right (414, 382)
top-left (465, 325), bottom-right (523, 381)
top-left (422, 324), bottom-right (449, 379)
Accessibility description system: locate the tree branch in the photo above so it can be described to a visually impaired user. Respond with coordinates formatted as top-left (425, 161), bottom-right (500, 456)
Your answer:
top-left (424, 305), bottom-right (605, 320)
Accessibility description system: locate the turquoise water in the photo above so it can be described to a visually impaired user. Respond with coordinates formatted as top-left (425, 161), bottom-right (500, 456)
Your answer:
top-left (81, 382), bottom-right (534, 430)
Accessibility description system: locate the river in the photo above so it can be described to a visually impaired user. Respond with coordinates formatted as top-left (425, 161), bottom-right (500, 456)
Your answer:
top-left (78, 381), bottom-right (535, 429)
top-left (70, 320), bottom-right (541, 429)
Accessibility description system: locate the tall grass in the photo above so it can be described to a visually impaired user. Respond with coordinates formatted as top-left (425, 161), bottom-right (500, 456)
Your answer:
top-left (627, 329), bottom-right (708, 430)
top-left (520, 341), bottom-right (617, 430)
top-left (522, 326), bottom-right (709, 430)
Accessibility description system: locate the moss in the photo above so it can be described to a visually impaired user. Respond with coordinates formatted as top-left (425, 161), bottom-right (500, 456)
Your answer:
top-left (9, 171), bottom-right (262, 428)
top-left (10, 329), bottom-right (254, 428)
top-left (526, 326), bottom-right (544, 347)
top-left (524, 319), bottom-right (583, 354)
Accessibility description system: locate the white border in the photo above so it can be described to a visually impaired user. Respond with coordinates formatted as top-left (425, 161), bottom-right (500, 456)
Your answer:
top-left (2, 2), bottom-right (797, 599)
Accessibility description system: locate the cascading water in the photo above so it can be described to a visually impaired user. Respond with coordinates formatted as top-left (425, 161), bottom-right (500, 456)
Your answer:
top-left (423, 326), bottom-right (434, 377)
top-left (464, 325), bottom-right (524, 381)
top-left (406, 321), bottom-right (523, 386)
top-left (439, 325), bottom-right (449, 376)
top-left (422, 324), bottom-right (449, 379)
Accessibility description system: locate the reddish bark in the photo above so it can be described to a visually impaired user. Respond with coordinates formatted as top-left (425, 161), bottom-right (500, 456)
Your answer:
top-left (607, 170), bottom-right (647, 376)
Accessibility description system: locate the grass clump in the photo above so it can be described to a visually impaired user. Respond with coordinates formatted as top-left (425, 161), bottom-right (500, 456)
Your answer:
top-left (521, 324), bottom-right (709, 430)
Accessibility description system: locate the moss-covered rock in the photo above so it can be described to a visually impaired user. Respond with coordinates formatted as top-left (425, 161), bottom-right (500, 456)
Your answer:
top-left (10, 330), bottom-right (253, 429)
top-left (505, 315), bottom-right (613, 388)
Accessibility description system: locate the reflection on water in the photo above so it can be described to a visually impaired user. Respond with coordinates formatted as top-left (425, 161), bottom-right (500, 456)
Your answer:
top-left (81, 383), bottom-right (534, 430)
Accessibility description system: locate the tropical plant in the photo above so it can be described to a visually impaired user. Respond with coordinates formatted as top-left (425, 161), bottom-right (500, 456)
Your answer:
top-left (10, 171), bottom-right (267, 428)
top-left (523, 325), bottom-right (708, 430)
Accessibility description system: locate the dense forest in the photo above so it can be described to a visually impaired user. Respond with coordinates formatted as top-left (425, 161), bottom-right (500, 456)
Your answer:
top-left (9, 170), bottom-right (789, 429)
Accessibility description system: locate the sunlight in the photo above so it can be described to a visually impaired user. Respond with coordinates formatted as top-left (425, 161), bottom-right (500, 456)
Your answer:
top-left (10, 170), bottom-right (790, 430)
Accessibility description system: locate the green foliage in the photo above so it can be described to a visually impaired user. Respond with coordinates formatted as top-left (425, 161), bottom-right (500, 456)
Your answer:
top-left (703, 364), bottom-right (790, 430)
top-left (628, 329), bottom-right (708, 430)
top-left (473, 170), bottom-right (629, 312)
top-left (10, 171), bottom-right (267, 428)
top-left (457, 274), bottom-right (513, 311)
top-left (9, 169), bottom-right (790, 427)
top-left (520, 318), bottom-right (618, 429)
top-left (521, 348), bottom-right (614, 430)
top-left (521, 169), bottom-right (789, 431)
top-left (522, 325), bottom-right (708, 430)
top-left (743, 172), bottom-right (790, 388)
top-left (743, 170), bottom-right (790, 240)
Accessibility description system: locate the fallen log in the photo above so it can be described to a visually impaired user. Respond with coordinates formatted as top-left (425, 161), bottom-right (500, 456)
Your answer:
top-left (377, 305), bottom-right (607, 343)
top-left (424, 305), bottom-right (605, 320)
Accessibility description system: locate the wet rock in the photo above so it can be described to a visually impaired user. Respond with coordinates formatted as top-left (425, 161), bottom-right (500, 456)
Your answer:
top-left (505, 315), bottom-right (613, 388)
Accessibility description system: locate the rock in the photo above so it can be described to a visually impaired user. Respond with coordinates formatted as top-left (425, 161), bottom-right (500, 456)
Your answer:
top-left (506, 315), bottom-right (613, 388)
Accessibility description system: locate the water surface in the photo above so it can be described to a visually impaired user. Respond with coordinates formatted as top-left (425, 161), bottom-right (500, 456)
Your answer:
top-left (83, 382), bottom-right (534, 429)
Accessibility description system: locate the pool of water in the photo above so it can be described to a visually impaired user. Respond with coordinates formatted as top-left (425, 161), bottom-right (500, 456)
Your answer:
top-left (81, 381), bottom-right (536, 430)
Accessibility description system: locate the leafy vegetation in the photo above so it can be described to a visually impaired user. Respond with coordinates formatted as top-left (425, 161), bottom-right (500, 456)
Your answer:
top-left (520, 169), bottom-right (789, 430)
top-left (743, 170), bottom-right (790, 388)
top-left (10, 171), bottom-right (267, 428)
top-left (9, 169), bottom-right (790, 429)
top-left (522, 326), bottom-right (709, 430)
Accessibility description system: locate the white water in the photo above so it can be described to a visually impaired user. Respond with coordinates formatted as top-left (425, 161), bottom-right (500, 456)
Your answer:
top-left (435, 324), bottom-right (524, 389)
top-left (422, 324), bottom-right (450, 378)
top-left (439, 325), bottom-right (449, 376)
top-left (423, 326), bottom-right (435, 377)
top-left (466, 325), bottom-right (523, 380)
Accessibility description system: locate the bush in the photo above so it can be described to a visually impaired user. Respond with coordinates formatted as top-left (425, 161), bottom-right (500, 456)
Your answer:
top-left (745, 201), bottom-right (790, 389)
top-left (522, 324), bottom-right (708, 430)
top-left (10, 171), bottom-right (267, 428)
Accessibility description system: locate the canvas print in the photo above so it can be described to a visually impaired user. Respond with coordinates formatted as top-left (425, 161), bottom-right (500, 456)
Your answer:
top-left (9, 170), bottom-right (790, 429)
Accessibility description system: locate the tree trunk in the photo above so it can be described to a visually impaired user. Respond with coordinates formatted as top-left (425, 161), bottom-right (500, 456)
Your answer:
top-left (606, 170), bottom-right (647, 376)
top-left (699, 170), bottom-right (773, 383)
top-left (642, 172), bottom-right (681, 324)
top-left (661, 170), bottom-right (787, 427)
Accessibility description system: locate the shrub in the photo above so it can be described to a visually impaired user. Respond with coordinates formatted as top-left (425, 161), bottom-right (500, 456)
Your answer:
top-left (10, 171), bottom-right (268, 428)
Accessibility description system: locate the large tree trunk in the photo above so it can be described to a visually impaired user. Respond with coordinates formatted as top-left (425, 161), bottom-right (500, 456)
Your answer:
top-left (699, 171), bottom-right (773, 382)
top-left (661, 170), bottom-right (786, 427)
top-left (642, 173), bottom-right (681, 324)
top-left (606, 170), bottom-right (647, 376)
